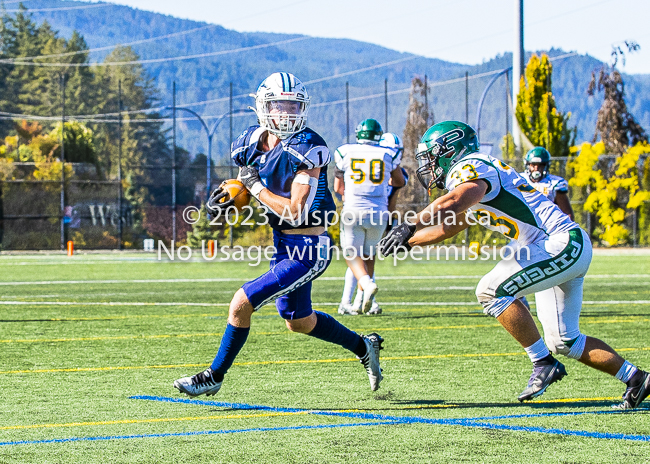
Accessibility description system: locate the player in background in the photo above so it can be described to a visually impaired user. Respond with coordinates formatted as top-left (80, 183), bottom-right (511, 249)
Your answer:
top-left (518, 147), bottom-right (574, 309)
top-left (334, 122), bottom-right (405, 315)
top-left (174, 73), bottom-right (384, 397)
top-left (521, 147), bottom-right (574, 220)
top-left (338, 132), bottom-right (408, 315)
top-left (380, 121), bottom-right (649, 408)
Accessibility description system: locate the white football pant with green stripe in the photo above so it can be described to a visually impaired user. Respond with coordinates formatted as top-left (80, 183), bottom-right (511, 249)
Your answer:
top-left (476, 228), bottom-right (592, 359)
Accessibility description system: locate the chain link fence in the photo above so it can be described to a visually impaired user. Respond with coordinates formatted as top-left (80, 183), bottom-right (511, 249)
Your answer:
top-left (0, 70), bottom-right (648, 250)
top-left (2, 155), bottom-right (649, 250)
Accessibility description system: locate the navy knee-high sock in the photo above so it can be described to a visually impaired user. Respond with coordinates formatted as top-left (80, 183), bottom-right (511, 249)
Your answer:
top-left (210, 323), bottom-right (250, 378)
top-left (307, 311), bottom-right (366, 357)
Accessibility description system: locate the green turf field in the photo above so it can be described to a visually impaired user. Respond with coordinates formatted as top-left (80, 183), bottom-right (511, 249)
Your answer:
top-left (1, 252), bottom-right (650, 463)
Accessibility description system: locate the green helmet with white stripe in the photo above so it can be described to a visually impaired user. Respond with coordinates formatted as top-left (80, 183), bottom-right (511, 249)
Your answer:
top-left (355, 118), bottom-right (383, 143)
top-left (416, 120), bottom-right (480, 190)
top-left (253, 72), bottom-right (310, 139)
top-left (524, 147), bottom-right (551, 182)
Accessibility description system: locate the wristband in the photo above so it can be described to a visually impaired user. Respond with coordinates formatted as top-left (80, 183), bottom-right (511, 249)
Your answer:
top-left (249, 182), bottom-right (264, 199)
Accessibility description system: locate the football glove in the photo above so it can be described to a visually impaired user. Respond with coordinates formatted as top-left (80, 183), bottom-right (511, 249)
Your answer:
top-left (378, 222), bottom-right (416, 256)
top-left (206, 186), bottom-right (234, 217)
top-left (239, 165), bottom-right (264, 198)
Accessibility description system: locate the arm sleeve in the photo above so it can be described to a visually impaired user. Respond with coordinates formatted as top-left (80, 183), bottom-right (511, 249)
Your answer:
top-left (297, 145), bottom-right (331, 170)
top-left (230, 127), bottom-right (255, 167)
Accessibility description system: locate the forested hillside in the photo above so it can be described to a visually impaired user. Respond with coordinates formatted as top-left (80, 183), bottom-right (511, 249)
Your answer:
top-left (6, 0), bottom-right (650, 160)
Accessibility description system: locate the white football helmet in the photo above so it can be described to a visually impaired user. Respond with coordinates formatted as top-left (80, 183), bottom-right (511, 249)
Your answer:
top-left (251, 72), bottom-right (310, 139)
top-left (379, 132), bottom-right (403, 156)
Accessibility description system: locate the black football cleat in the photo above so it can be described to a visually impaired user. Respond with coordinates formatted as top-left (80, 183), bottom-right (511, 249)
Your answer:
top-left (518, 359), bottom-right (567, 402)
top-left (613, 370), bottom-right (650, 410)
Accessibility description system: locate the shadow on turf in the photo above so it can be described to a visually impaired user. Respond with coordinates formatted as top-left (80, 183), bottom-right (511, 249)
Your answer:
top-left (0, 318), bottom-right (100, 322)
top-left (311, 398), bottom-right (624, 412)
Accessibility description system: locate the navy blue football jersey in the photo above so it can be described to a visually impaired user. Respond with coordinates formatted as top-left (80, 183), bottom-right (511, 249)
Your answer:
top-left (231, 125), bottom-right (336, 231)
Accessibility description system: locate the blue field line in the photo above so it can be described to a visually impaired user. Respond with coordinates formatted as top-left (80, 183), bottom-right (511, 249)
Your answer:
top-left (456, 420), bottom-right (650, 441)
top-left (133, 395), bottom-right (650, 442)
top-left (466, 408), bottom-right (650, 422)
top-left (0, 421), bottom-right (399, 447)
top-left (4, 396), bottom-right (649, 446)
top-left (130, 395), bottom-right (288, 411)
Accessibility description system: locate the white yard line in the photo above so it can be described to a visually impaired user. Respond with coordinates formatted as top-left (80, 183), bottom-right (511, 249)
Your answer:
top-left (0, 300), bottom-right (648, 307)
top-left (1, 274), bottom-right (650, 286)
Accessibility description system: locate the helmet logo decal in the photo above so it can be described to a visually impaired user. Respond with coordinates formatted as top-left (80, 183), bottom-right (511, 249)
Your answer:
top-left (434, 129), bottom-right (464, 157)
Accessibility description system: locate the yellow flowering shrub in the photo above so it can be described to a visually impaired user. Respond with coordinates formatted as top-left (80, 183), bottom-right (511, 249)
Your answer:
top-left (569, 142), bottom-right (650, 246)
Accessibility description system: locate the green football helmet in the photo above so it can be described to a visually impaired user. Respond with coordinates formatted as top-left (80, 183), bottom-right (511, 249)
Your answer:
top-left (355, 118), bottom-right (383, 143)
top-left (524, 147), bottom-right (551, 182)
top-left (416, 121), bottom-right (480, 190)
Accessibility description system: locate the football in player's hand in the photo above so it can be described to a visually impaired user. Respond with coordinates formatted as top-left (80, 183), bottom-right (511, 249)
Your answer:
top-left (219, 179), bottom-right (251, 212)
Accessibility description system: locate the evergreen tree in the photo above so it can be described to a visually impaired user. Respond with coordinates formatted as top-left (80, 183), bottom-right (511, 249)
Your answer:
top-left (516, 54), bottom-right (576, 158)
top-left (186, 204), bottom-right (218, 248)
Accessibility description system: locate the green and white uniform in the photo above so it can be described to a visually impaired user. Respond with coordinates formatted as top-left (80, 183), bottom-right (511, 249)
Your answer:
top-left (446, 153), bottom-right (591, 359)
top-left (520, 171), bottom-right (569, 204)
top-left (335, 142), bottom-right (401, 257)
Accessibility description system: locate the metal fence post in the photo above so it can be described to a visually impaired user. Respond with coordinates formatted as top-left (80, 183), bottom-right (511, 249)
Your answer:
top-left (60, 73), bottom-right (66, 251)
top-left (172, 82), bottom-right (177, 244)
top-left (384, 78), bottom-right (388, 131)
top-left (465, 71), bottom-right (469, 124)
top-left (229, 81), bottom-right (234, 248)
top-left (346, 82), bottom-right (350, 144)
top-left (117, 80), bottom-right (123, 250)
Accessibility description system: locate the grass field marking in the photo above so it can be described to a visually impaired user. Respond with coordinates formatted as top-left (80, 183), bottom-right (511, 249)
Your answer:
top-left (0, 421), bottom-right (400, 447)
top-left (0, 351), bottom-right (525, 375)
top-left (4, 347), bottom-right (650, 375)
top-left (449, 419), bottom-right (650, 441)
top-left (0, 363), bottom-right (209, 375)
top-left (582, 317), bottom-right (650, 326)
top-left (0, 314), bottom-right (223, 322)
top-left (0, 411), bottom-right (311, 431)
top-left (0, 324), bottom-right (501, 344)
top-left (466, 407), bottom-right (650, 422)
top-left (3, 300), bottom-right (650, 310)
top-left (2, 274), bottom-right (649, 287)
top-left (132, 396), bottom-right (650, 443)
top-left (368, 323), bottom-right (500, 332)
top-left (0, 301), bottom-right (230, 307)
top-left (530, 396), bottom-right (620, 404)
top-left (0, 330), bottom-right (282, 344)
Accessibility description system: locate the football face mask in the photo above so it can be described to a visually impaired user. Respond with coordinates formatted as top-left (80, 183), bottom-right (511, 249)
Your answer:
top-left (524, 147), bottom-right (551, 182)
top-left (253, 72), bottom-right (310, 139)
top-left (265, 100), bottom-right (306, 135)
top-left (416, 121), bottom-right (480, 191)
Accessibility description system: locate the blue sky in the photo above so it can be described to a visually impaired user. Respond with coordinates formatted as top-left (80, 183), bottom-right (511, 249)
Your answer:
top-left (82, 0), bottom-right (650, 74)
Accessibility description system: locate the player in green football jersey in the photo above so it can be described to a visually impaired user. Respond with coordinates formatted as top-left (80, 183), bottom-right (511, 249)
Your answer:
top-left (380, 120), bottom-right (649, 408)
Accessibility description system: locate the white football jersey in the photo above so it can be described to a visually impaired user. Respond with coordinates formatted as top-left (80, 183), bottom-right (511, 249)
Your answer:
top-left (520, 171), bottom-right (569, 203)
top-left (335, 142), bottom-right (401, 211)
top-left (445, 153), bottom-right (576, 246)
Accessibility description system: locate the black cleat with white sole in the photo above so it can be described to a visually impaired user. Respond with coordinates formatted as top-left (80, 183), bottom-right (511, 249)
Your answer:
top-left (613, 370), bottom-right (650, 410)
top-left (518, 359), bottom-right (567, 402)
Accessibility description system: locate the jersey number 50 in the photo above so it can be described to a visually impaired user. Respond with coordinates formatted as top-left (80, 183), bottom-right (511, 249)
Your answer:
top-left (350, 158), bottom-right (385, 185)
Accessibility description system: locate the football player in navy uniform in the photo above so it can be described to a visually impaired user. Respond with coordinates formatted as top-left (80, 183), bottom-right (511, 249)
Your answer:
top-left (173, 73), bottom-right (383, 397)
